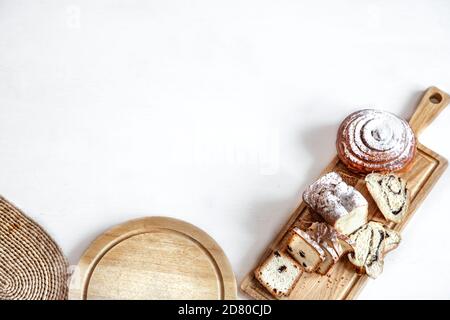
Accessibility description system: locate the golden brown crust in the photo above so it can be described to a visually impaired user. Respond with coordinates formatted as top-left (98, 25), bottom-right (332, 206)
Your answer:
top-left (336, 109), bottom-right (417, 174)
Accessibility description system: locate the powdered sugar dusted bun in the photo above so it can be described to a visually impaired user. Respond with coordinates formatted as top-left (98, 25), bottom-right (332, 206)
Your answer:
top-left (336, 109), bottom-right (416, 173)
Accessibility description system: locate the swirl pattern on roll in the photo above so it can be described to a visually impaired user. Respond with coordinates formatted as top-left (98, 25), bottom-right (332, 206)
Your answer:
top-left (336, 109), bottom-right (416, 173)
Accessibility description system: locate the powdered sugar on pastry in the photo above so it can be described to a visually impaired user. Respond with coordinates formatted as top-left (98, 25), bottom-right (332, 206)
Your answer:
top-left (307, 222), bottom-right (354, 255)
top-left (336, 109), bottom-right (416, 173)
top-left (303, 172), bottom-right (368, 235)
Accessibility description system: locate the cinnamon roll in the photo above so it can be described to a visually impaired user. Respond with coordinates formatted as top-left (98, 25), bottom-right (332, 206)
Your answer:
top-left (336, 109), bottom-right (416, 173)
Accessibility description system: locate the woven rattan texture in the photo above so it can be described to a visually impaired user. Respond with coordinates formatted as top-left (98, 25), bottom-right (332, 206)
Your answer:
top-left (0, 196), bottom-right (68, 300)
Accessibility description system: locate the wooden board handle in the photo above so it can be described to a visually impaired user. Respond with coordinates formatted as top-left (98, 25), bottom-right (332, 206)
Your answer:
top-left (409, 86), bottom-right (450, 136)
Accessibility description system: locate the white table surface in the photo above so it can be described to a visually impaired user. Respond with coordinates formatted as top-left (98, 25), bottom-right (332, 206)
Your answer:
top-left (1, 0), bottom-right (449, 300)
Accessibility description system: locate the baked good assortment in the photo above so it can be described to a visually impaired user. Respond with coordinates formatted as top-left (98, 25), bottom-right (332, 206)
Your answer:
top-left (255, 172), bottom-right (405, 298)
top-left (254, 109), bottom-right (416, 298)
top-left (336, 109), bottom-right (416, 174)
top-left (303, 172), bottom-right (368, 235)
top-left (254, 250), bottom-right (303, 298)
top-left (365, 173), bottom-right (409, 223)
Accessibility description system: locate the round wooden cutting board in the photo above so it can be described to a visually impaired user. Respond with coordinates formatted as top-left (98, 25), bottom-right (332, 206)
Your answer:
top-left (69, 217), bottom-right (237, 300)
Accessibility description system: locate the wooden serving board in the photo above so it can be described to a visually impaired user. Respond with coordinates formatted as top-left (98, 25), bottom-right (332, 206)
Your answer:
top-left (69, 217), bottom-right (237, 300)
top-left (241, 87), bottom-right (449, 300)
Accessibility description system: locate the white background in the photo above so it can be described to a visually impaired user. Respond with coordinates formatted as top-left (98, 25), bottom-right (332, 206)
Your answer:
top-left (1, 0), bottom-right (449, 299)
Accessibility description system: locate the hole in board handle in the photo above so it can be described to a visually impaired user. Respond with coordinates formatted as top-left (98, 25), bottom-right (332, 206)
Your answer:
top-left (429, 93), bottom-right (443, 104)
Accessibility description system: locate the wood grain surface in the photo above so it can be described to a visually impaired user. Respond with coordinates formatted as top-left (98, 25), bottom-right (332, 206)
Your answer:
top-left (241, 87), bottom-right (449, 300)
top-left (69, 217), bottom-right (237, 300)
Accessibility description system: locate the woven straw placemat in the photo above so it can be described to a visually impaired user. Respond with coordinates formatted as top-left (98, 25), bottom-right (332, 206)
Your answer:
top-left (0, 196), bottom-right (68, 300)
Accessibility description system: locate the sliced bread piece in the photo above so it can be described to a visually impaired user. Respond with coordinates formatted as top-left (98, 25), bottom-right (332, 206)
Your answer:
top-left (287, 227), bottom-right (325, 272)
top-left (255, 250), bottom-right (303, 298)
top-left (365, 173), bottom-right (409, 223)
top-left (303, 172), bottom-right (368, 235)
top-left (348, 223), bottom-right (385, 278)
top-left (347, 224), bottom-right (372, 269)
top-left (347, 221), bottom-right (401, 279)
top-left (363, 225), bottom-right (386, 279)
top-left (316, 241), bottom-right (340, 275)
top-left (307, 222), bottom-right (355, 257)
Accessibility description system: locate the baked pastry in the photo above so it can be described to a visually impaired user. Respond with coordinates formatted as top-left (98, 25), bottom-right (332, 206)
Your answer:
top-left (286, 227), bottom-right (325, 272)
top-left (336, 109), bottom-right (416, 173)
top-left (347, 222), bottom-right (401, 278)
top-left (308, 222), bottom-right (354, 256)
top-left (365, 173), bottom-right (409, 223)
top-left (304, 222), bottom-right (353, 275)
top-left (255, 250), bottom-right (303, 298)
top-left (303, 172), bottom-right (368, 235)
top-left (316, 241), bottom-right (339, 275)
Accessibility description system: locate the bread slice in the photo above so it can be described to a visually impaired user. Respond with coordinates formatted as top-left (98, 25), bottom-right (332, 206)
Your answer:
top-left (303, 172), bottom-right (368, 235)
top-left (348, 224), bottom-right (372, 268)
top-left (287, 227), bottom-right (325, 272)
top-left (303, 222), bottom-right (353, 275)
top-left (307, 222), bottom-right (355, 257)
top-left (363, 225), bottom-right (386, 279)
top-left (347, 221), bottom-right (401, 278)
top-left (348, 223), bottom-right (385, 278)
top-left (365, 173), bottom-right (409, 223)
top-left (255, 250), bottom-right (303, 298)
top-left (316, 241), bottom-right (340, 275)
